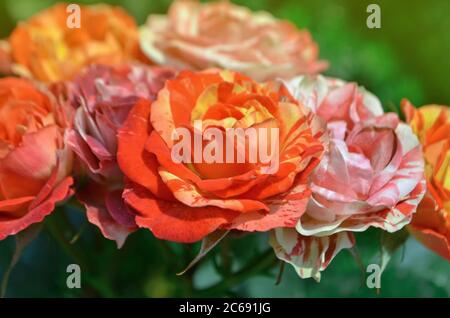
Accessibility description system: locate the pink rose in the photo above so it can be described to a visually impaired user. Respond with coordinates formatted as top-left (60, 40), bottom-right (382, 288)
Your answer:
top-left (270, 75), bottom-right (426, 279)
top-left (64, 64), bottom-right (175, 247)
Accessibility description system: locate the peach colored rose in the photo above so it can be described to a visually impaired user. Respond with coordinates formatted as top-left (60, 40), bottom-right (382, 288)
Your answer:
top-left (117, 69), bottom-right (326, 243)
top-left (270, 76), bottom-right (426, 280)
top-left (140, 0), bottom-right (327, 82)
top-left (403, 99), bottom-right (450, 261)
top-left (63, 64), bottom-right (175, 247)
top-left (7, 4), bottom-right (144, 83)
top-left (0, 77), bottom-right (73, 240)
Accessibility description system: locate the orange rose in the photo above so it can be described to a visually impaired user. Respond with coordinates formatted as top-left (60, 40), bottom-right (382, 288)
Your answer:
top-left (0, 78), bottom-right (73, 240)
top-left (402, 99), bottom-right (450, 261)
top-left (0, 40), bottom-right (12, 75)
top-left (140, 0), bottom-right (327, 81)
top-left (117, 69), bottom-right (326, 243)
top-left (7, 3), bottom-right (143, 82)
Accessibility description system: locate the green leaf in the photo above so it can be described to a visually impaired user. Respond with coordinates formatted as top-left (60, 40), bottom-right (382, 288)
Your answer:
top-left (177, 230), bottom-right (229, 275)
top-left (380, 228), bottom-right (410, 273)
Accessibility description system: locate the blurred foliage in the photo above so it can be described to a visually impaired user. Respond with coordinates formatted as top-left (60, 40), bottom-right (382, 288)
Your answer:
top-left (0, 0), bottom-right (449, 298)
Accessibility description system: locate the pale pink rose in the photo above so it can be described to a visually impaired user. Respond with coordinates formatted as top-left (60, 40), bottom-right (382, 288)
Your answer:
top-left (140, 0), bottom-right (327, 81)
top-left (63, 64), bottom-right (175, 247)
top-left (271, 75), bottom-right (426, 279)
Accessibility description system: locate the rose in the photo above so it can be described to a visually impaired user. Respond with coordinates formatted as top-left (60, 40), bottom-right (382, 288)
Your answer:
top-left (7, 4), bottom-right (144, 82)
top-left (117, 69), bottom-right (326, 243)
top-left (0, 40), bottom-right (12, 75)
top-left (286, 76), bottom-right (426, 235)
top-left (139, 0), bottom-right (327, 82)
top-left (0, 78), bottom-right (73, 240)
top-left (64, 64), bottom-right (175, 247)
top-left (66, 64), bottom-right (175, 183)
top-left (270, 76), bottom-right (426, 279)
top-left (402, 99), bottom-right (450, 261)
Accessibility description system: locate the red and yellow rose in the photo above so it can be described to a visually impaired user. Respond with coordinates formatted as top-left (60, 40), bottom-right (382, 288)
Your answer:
top-left (403, 99), bottom-right (450, 261)
top-left (118, 69), bottom-right (326, 243)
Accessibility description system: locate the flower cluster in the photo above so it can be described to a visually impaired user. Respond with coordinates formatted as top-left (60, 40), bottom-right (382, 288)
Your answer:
top-left (0, 0), bottom-right (447, 284)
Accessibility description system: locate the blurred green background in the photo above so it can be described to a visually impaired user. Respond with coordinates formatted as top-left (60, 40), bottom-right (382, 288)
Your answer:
top-left (0, 0), bottom-right (449, 297)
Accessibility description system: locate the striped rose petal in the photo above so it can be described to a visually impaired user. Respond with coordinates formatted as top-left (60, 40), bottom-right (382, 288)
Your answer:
top-left (270, 228), bottom-right (354, 281)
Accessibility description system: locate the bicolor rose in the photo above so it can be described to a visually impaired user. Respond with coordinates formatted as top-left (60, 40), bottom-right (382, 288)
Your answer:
top-left (403, 99), bottom-right (450, 261)
top-left (7, 4), bottom-right (143, 82)
top-left (117, 69), bottom-right (326, 243)
top-left (64, 64), bottom-right (175, 247)
top-left (0, 78), bottom-right (73, 240)
top-left (287, 76), bottom-right (425, 235)
top-left (270, 76), bottom-right (426, 280)
top-left (139, 0), bottom-right (327, 82)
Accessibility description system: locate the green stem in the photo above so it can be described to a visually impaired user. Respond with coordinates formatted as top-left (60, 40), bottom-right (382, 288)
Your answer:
top-left (275, 260), bottom-right (285, 285)
top-left (195, 249), bottom-right (277, 297)
top-left (349, 246), bottom-right (365, 287)
top-left (220, 236), bottom-right (232, 276)
top-left (1, 259), bottom-right (15, 298)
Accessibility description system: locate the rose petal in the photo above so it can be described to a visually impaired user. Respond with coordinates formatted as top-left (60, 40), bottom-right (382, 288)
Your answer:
top-left (117, 99), bottom-right (174, 200)
top-left (270, 229), bottom-right (355, 281)
top-left (0, 176), bottom-right (73, 240)
top-left (123, 181), bottom-right (239, 243)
